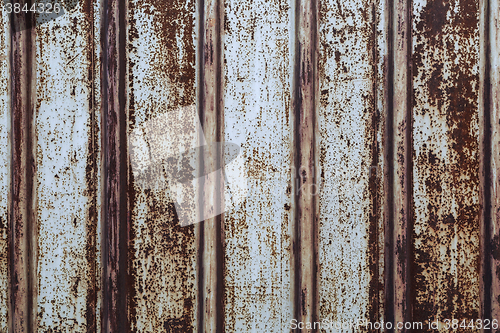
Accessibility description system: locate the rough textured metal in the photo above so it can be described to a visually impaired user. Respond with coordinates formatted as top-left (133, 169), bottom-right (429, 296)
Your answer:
top-left (10, 8), bottom-right (35, 333)
top-left (318, 0), bottom-right (387, 328)
top-left (490, 0), bottom-right (500, 321)
top-left (393, 0), bottom-right (411, 327)
top-left (125, 0), bottom-right (198, 331)
top-left (222, 0), bottom-right (294, 330)
top-left (296, 0), bottom-right (318, 328)
top-left (34, 0), bottom-right (101, 331)
top-left (0, 6), bottom-right (9, 332)
top-left (201, 0), bottom-right (221, 330)
top-left (411, 0), bottom-right (481, 325)
top-left (1, 0), bottom-right (500, 331)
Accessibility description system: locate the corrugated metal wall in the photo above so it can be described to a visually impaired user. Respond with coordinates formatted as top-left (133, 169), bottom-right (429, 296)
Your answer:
top-left (0, 0), bottom-right (499, 331)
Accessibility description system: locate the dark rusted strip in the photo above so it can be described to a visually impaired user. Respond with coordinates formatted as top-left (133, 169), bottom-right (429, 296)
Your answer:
top-left (84, 0), bottom-right (98, 331)
top-left (10, 4), bottom-right (35, 333)
top-left (295, 0), bottom-right (318, 328)
top-left (482, 0), bottom-right (492, 322)
top-left (101, 0), bottom-right (129, 331)
top-left (200, 0), bottom-right (224, 330)
top-left (385, 0), bottom-right (395, 327)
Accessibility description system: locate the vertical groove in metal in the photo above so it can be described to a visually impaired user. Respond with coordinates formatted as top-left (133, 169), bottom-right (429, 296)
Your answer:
top-left (489, 0), bottom-right (500, 321)
top-left (10, 5), bottom-right (35, 333)
top-left (481, 0), bottom-right (492, 321)
top-left (385, 0), bottom-right (395, 327)
top-left (295, 0), bottom-right (318, 327)
top-left (196, 0), bottom-right (205, 331)
top-left (102, 0), bottom-right (128, 330)
top-left (201, 0), bottom-right (223, 329)
top-left (405, 0), bottom-right (413, 324)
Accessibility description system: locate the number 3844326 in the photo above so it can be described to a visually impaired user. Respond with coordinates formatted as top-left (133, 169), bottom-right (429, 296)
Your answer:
top-left (442, 319), bottom-right (499, 330)
top-left (3, 2), bottom-right (62, 14)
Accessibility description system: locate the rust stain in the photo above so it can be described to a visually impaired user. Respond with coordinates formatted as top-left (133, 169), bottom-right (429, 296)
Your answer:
top-left (126, 0), bottom-right (197, 331)
top-left (412, 0), bottom-right (481, 327)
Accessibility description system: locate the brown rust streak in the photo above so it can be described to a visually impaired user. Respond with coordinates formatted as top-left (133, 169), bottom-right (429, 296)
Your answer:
top-left (296, 0), bottom-right (318, 328)
top-left (83, 0), bottom-right (98, 331)
top-left (102, 0), bottom-right (128, 331)
top-left (201, 0), bottom-right (223, 330)
top-left (411, 0), bottom-right (481, 327)
top-left (393, 0), bottom-right (411, 328)
top-left (10, 6), bottom-right (35, 333)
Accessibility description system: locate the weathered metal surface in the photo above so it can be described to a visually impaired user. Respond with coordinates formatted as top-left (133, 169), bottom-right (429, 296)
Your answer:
top-left (0, 6), bottom-right (9, 332)
top-left (411, 0), bottom-right (481, 327)
top-left (34, 0), bottom-right (101, 331)
top-left (125, 0), bottom-right (198, 331)
top-left (222, 0), bottom-right (294, 330)
top-left (1, 0), bottom-right (500, 331)
top-left (317, 0), bottom-right (387, 329)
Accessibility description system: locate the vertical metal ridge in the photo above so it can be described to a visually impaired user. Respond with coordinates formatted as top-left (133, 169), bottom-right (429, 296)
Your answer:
top-left (292, 0), bottom-right (300, 324)
top-left (295, 0), bottom-right (318, 328)
top-left (480, 0), bottom-right (494, 319)
top-left (101, 0), bottom-right (109, 330)
top-left (101, 0), bottom-right (129, 331)
top-left (215, 0), bottom-right (225, 331)
top-left (200, 0), bottom-right (223, 330)
top-left (481, 0), bottom-right (492, 321)
top-left (392, 0), bottom-right (411, 327)
top-left (385, 0), bottom-right (395, 327)
top-left (9, 4), bottom-right (35, 332)
top-left (196, 0), bottom-right (205, 331)
top-left (488, 0), bottom-right (500, 321)
top-left (405, 0), bottom-right (413, 324)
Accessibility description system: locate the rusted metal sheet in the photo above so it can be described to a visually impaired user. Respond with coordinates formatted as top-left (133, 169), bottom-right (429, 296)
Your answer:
top-left (222, 0), bottom-right (294, 330)
top-left (34, 0), bottom-right (101, 331)
top-left (0, 6), bottom-right (9, 332)
top-left (125, 0), bottom-right (198, 331)
top-left (411, 0), bottom-right (482, 326)
top-left (317, 0), bottom-right (387, 328)
top-left (2, 0), bottom-right (500, 332)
